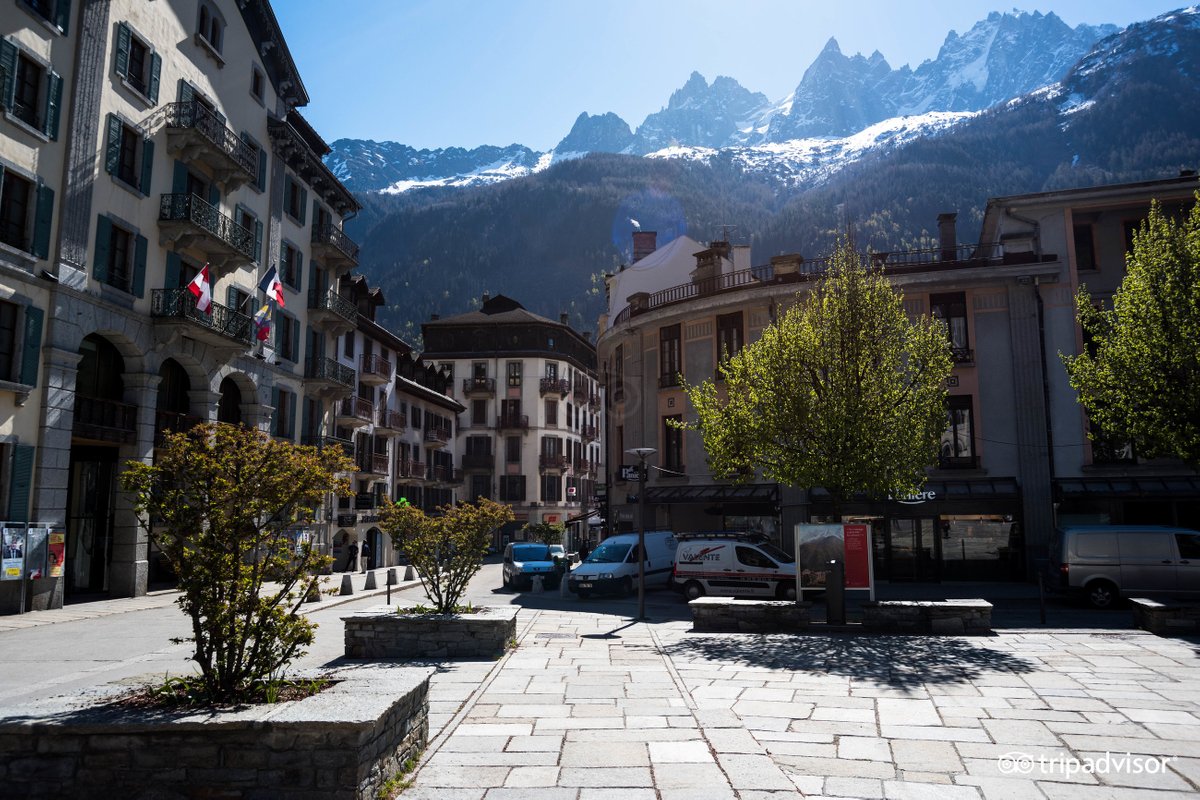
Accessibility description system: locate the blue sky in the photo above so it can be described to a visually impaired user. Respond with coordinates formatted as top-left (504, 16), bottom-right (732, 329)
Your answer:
top-left (273, 1), bottom-right (1183, 151)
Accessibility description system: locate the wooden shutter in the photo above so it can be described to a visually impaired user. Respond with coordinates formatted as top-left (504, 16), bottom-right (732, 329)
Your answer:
top-left (178, 78), bottom-right (194, 105)
top-left (54, 0), bottom-right (71, 34)
top-left (139, 137), bottom-right (154, 194)
top-left (288, 392), bottom-right (297, 439)
top-left (294, 251), bottom-right (303, 290)
top-left (7, 445), bottom-right (34, 522)
top-left (44, 70), bottom-right (62, 139)
top-left (208, 183), bottom-right (220, 208)
top-left (104, 114), bottom-right (122, 175)
top-left (254, 219), bottom-right (263, 264)
top-left (114, 22), bottom-right (131, 79)
top-left (148, 52), bottom-right (161, 104)
top-left (19, 306), bottom-right (42, 386)
top-left (0, 40), bottom-right (16, 111)
top-left (292, 317), bottom-right (300, 362)
top-left (257, 146), bottom-right (267, 191)
top-left (31, 183), bottom-right (54, 259)
top-left (131, 234), bottom-right (147, 298)
top-left (301, 395), bottom-right (312, 442)
top-left (298, 187), bottom-right (307, 225)
top-left (270, 387), bottom-right (280, 436)
top-left (93, 215), bottom-right (111, 284)
top-left (165, 251), bottom-right (181, 289)
top-left (172, 159), bottom-right (187, 194)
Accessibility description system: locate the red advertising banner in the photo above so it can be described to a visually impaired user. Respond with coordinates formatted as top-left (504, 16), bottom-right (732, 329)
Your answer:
top-left (842, 524), bottom-right (871, 589)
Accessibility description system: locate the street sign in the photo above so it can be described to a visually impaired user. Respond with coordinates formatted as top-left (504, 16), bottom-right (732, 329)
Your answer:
top-left (619, 464), bottom-right (641, 482)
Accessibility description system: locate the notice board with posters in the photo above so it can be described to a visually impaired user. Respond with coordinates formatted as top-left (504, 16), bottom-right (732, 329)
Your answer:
top-left (795, 523), bottom-right (875, 599)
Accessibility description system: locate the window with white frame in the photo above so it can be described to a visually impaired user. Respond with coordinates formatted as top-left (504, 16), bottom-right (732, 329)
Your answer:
top-left (0, 39), bottom-right (63, 139)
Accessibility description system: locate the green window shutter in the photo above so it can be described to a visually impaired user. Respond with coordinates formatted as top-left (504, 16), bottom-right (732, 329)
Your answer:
top-left (226, 284), bottom-right (238, 310)
top-left (31, 183), bottom-right (54, 259)
top-left (257, 146), bottom-right (266, 191)
top-left (8, 445), bottom-right (34, 522)
top-left (131, 234), bottom-right (147, 298)
top-left (292, 318), bottom-right (300, 362)
top-left (0, 40), bottom-right (17, 111)
top-left (301, 395), bottom-right (312, 441)
top-left (93, 215), bottom-right (111, 284)
top-left (165, 251), bottom-right (181, 289)
top-left (288, 392), bottom-right (297, 439)
top-left (172, 159), bottom-right (187, 194)
top-left (270, 387), bottom-right (280, 436)
top-left (148, 52), bottom-right (161, 104)
top-left (55, 0), bottom-right (71, 35)
top-left (254, 219), bottom-right (262, 264)
top-left (178, 78), bottom-right (194, 105)
top-left (208, 183), bottom-right (220, 208)
top-left (44, 70), bottom-right (62, 139)
top-left (115, 22), bottom-right (131, 79)
top-left (104, 114), bottom-right (122, 175)
top-left (139, 137), bottom-right (154, 194)
top-left (298, 187), bottom-right (307, 225)
top-left (294, 251), bottom-right (303, 290)
top-left (19, 306), bottom-right (43, 386)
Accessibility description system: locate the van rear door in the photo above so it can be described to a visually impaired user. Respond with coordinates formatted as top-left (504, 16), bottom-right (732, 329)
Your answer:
top-left (1176, 532), bottom-right (1200, 593)
top-left (1117, 531), bottom-right (1177, 593)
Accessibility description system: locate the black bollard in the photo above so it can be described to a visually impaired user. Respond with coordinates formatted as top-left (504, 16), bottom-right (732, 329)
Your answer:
top-left (827, 559), bottom-right (846, 625)
top-left (387, 569), bottom-right (396, 604)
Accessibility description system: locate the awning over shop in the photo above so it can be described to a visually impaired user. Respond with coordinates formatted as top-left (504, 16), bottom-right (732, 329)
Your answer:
top-left (808, 478), bottom-right (1021, 502)
top-left (1055, 476), bottom-right (1200, 499)
top-left (644, 484), bottom-right (779, 504)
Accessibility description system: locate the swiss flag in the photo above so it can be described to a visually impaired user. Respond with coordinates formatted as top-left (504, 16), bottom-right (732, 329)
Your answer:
top-left (187, 263), bottom-right (212, 314)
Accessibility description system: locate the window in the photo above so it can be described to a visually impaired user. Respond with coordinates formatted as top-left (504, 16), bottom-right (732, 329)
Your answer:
top-left (196, 2), bottom-right (224, 56)
top-left (0, 299), bottom-right (42, 386)
top-left (940, 395), bottom-right (976, 469)
top-left (275, 312), bottom-right (300, 363)
top-left (343, 331), bottom-right (355, 358)
top-left (104, 114), bottom-right (153, 194)
top-left (501, 398), bottom-right (521, 426)
top-left (499, 475), bottom-right (526, 502)
top-left (505, 436), bottom-right (521, 464)
top-left (18, 0), bottom-right (71, 34)
top-left (411, 404), bottom-right (422, 428)
top-left (1176, 533), bottom-right (1200, 560)
top-left (613, 344), bottom-right (624, 400)
top-left (280, 241), bottom-right (302, 290)
top-left (1073, 223), bottom-right (1096, 271)
top-left (240, 132), bottom-right (267, 192)
top-left (662, 415), bottom-right (683, 472)
top-left (0, 167), bottom-right (53, 259)
top-left (716, 312), bottom-right (744, 367)
top-left (272, 388), bottom-right (296, 440)
top-left (545, 362), bottom-right (558, 379)
top-left (507, 360), bottom-right (522, 387)
top-left (250, 66), bottom-right (264, 103)
top-left (114, 22), bottom-right (160, 103)
top-left (541, 474), bottom-right (561, 502)
top-left (92, 216), bottom-right (146, 296)
top-left (930, 292), bottom-right (970, 362)
top-left (736, 546), bottom-right (777, 569)
top-left (0, 41), bottom-right (62, 139)
top-left (659, 324), bottom-right (681, 387)
top-left (470, 474), bottom-right (491, 501)
top-left (284, 176), bottom-right (307, 224)
top-left (473, 361), bottom-right (487, 379)
top-left (545, 398), bottom-right (558, 426)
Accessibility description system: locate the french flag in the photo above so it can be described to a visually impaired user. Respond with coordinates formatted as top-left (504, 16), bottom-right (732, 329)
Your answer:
top-left (258, 264), bottom-right (286, 307)
top-left (187, 263), bottom-right (212, 314)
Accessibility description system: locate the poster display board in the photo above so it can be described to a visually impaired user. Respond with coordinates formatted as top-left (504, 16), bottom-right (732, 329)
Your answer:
top-left (47, 532), bottom-right (65, 578)
top-left (2, 525), bottom-right (25, 580)
top-left (795, 523), bottom-right (875, 598)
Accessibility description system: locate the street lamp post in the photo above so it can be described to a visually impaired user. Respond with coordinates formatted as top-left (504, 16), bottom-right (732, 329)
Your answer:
top-left (626, 447), bottom-right (656, 621)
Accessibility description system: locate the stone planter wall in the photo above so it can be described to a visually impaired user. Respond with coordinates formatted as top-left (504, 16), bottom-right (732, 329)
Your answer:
top-left (1130, 597), bottom-right (1200, 635)
top-left (345, 604), bottom-right (519, 659)
top-left (0, 666), bottom-right (432, 800)
top-left (689, 597), bottom-right (813, 632)
top-left (861, 599), bottom-right (992, 634)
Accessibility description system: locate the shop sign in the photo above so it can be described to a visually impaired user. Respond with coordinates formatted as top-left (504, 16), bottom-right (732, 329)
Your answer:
top-left (619, 465), bottom-right (641, 482)
top-left (889, 489), bottom-right (937, 505)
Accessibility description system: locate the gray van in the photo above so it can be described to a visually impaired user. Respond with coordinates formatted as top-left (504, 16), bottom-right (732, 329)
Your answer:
top-left (1049, 525), bottom-right (1200, 608)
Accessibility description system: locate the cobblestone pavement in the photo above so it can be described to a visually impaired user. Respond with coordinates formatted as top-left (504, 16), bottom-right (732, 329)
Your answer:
top-left (403, 609), bottom-right (1200, 800)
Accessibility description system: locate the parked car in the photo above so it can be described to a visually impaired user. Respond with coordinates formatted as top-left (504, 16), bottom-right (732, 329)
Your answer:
top-left (673, 532), bottom-right (798, 601)
top-left (1048, 525), bottom-right (1200, 608)
top-left (567, 531), bottom-right (677, 598)
top-left (502, 542), bottom-right (563, 590)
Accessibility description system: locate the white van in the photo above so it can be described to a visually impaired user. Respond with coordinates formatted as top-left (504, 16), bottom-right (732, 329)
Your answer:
top-left (1049, 525), bottom-right (1200, 608)
top-left (673, 532), bottom-right (798, 601)
top-left (567, 531), bottom-right (677, 598)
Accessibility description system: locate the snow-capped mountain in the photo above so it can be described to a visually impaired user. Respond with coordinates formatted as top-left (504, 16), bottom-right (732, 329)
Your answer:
top-left (326, 10), bottom-right (1124, 194)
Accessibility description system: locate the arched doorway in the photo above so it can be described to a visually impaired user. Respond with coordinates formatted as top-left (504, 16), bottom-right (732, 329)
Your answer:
top-left (217, 376), bottom-right (242, 424)
top-left (155, 359), bottom-right (196, 442)
top-left (67, 335), bottom-right (130, 595)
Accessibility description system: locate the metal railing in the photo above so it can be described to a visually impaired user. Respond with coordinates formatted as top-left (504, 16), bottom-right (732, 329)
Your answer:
top-left (311, 223), bottom-right (360, 263)
top-left (539, 377), bottom-right (569, 395)
top-left (338, 396), bottom-right (374, 422)
top-left (424, 427), bottom-right (451, 443)
top-left (305, 356), bottom-right (355, 390)
top-left (308, 287), bottom-right (358, 325)
top-left (73, 396), bottom-right (137, 443)
top-left (540, 453), bottom-right (567, 469)
top-left (378, 409), bottom-right (406, 430)
top-left (158, 193), bottom-right (255, 261)
top-left (497, 414), bottom-right (529, 430)
top-left (462, 377), bottom-right (495, 395)
top-left (163, 100), bottom-right (258, 179)
top-left (462, 452), bottom-right (494, 470)
top-left (360, 352), bottom-right (392, 381)
top-left (151, 288), bottom-right (253, 346)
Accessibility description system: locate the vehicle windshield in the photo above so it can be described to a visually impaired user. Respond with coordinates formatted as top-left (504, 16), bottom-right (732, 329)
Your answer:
top-left (512, 544), bottom-right (551, 561)
top-left (758, 542), bottom-right (795, 564)
top-left (585, 541), bottom-right (631, 564)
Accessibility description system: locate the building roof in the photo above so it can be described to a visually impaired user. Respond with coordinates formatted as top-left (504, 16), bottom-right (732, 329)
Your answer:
top-left (238, 1), bottom-right (308, 108)
top-left (424, 294), bottom-right (560, 327)
top-left (605, 235), bottom-right (710, 318)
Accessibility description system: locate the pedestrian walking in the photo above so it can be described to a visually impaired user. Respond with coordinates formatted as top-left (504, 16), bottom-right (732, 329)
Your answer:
top-left (345, 541), bottom-right (358, 572)
top-left (360, 540), bottom-right (371, 573)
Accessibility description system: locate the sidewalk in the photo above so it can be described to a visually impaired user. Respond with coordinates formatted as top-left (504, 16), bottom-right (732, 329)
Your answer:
top-left (401, 608), bottom-right (1200, 799)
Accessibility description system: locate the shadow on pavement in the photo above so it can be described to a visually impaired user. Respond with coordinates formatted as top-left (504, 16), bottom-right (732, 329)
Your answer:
top-left (660, 632), bottom-right (1035, 687)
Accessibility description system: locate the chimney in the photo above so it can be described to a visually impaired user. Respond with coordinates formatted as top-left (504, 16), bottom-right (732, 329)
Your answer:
top-left (632, 231), bottom-right (657, 263)
top-left (938, 213), bottom-right (957, 262)
top-left (560, 313), bottom-right (569, 326)
top-left (583, 332), bottom-right (592, 343)
top-left (481, 291), bottom-right (490, 304)
top-left (709, 240), bottom-right (731, 260)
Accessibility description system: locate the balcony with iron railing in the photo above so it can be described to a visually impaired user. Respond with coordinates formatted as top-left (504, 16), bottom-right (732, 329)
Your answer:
top-left (359, 353), bottom-right (392, 386)
top-left (310, 223), bottom-right (359, 272)
top-left (539, 453), bottom-right (567, 470)
top-left (497, 414), bottom-right (529, 430)
top-left (151, 289), bottom-right (253, 348)
top-left (572, 380), bottom-right (587, 401)
top-left (409, 460), bottom-right (427, 479)
top-left (950, 346), bottom-right (975, 364)
top-left (307, 287), bottom-right (357, 336)
top-left (321, 435), bottom-right (355, 458)
top-left (582, 424), bottom-right (598, 443)
top-left (154, 409), bottom-right (204, 446)
top-left (587, 393), bottom-right (600, 410)
top-left (158, 193), bottom-right (255, 268)
top-left (160, 100), bottom-right (258, 189)
top-left (658, 372), bottom-right (682, 389)
top-left (424, 427), bottom-right (451, 446)
top-left (377, 408), bottom-right (407, 432)
top-left (462, 377), bottom-right (495, 396)
top-left (336, 396), bottom-right (374, 425)
top-left (305, 356), bottom-right (355, 395)
top-left (462, 452), bottom-right (495, 470)
top-left (73, 396), bottom-right (137, 445)
top-left (430, 465), bottom-right (463, 484)
top-left (356, 451), bottom-right (389, 476)
top-left (539, 377), bottom-right (569, 396)
top-left (354, 492), bottom-right (377, 510)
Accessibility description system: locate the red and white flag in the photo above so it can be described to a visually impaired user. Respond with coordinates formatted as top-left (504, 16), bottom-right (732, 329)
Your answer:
top-left (258, 264), bottom-right (286, 308)
top-left (187, 263), bottom-right (212, 314)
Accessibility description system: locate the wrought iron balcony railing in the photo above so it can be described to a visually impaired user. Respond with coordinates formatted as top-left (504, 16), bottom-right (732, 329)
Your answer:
top-left (74, 396), bottom-right (137, 444)
top-left (360, 352), bottom-right (392, 382)
top-left (151, 289), bottom-right (253, 346)
top-left (158, 193), bottom-right (255, 262)
top-left (305, 356), bottom-right (355, 391)
top-left (377, 408), bottom-right (407, 431)
top-left (307, 287), bottom-right (358, 327)
top-left (540, 377), bottom-right (569, 396)
top-left (162, 100), bottom-right (258, 182)
top-left (311, 223), bottom-right (360, 266)
top-left (462, 377), bottom-right (495, 395)
top-left (338, 396), bottom-right (374, 422)
top-left (540, 453), bottom-right (567, 470)
top-left (424, 427), bottom-right (451, 444)
top-left (497, 414), bottom-right (529, 430)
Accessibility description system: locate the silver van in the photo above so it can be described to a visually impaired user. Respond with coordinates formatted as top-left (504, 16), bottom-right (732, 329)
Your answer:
top-left (1049, 525), bottom-right (1200, 608)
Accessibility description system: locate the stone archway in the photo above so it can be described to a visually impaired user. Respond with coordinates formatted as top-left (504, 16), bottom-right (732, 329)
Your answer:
top-left (217, 376), bottom-right (242, 425)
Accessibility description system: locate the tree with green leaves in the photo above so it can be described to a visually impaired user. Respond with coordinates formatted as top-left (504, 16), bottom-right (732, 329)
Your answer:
top-left (1063, 198), bottom-right (1200, 466)
top-left (683, 239), bottom-right (954, 502)
top-left (523, 521), bottom-right (564, 545)
top-left (380, 498), bottom-right (514, 613)
top-left (120, 423), bottom-right (354, 703)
